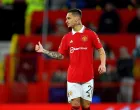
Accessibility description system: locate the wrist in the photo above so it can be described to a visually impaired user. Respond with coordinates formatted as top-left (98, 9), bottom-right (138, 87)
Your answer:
top-left (101, 63), bottom-right (106, 66)
top-left (43, 49), bottom-right (46, 53)
top-left (43, 49), bottom-right (49, 54)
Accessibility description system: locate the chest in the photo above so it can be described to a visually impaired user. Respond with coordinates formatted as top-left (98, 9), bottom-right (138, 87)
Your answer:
top-left (68, 33), bottom-right (91, 47)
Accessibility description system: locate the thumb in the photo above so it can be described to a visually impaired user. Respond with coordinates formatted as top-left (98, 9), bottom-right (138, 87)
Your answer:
top-left (98, 66), bottom-right (101, 71)
top-left (38, 41), bottom-right (42, 47)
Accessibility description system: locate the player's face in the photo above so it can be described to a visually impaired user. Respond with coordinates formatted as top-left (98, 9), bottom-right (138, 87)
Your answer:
top-left (66, 13), bottom-right (78, 28)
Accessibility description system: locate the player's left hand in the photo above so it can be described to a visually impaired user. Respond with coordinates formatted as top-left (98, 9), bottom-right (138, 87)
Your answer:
top-left (98, 64), bottom-right (106, 74)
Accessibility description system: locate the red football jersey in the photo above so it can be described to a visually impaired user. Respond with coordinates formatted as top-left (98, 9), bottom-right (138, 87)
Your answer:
top-left (58, 26), bottom-right (102, 83)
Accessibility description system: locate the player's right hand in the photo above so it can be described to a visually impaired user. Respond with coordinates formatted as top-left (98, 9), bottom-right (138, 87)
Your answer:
top-left (35, 41), bottom-right (44, 53)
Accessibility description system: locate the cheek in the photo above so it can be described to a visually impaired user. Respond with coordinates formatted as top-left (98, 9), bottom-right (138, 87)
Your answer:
top-left (70, 20), bottom-right (74, 25)
top-left (69, 20), bottom-right (76, 26)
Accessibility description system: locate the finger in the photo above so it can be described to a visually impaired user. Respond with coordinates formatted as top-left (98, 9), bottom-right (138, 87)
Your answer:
top-left (35, 44), bottom-right (37, 49)
top-left (98, 67), bottom-right (102, 74)
top-left (35, 44), bottom-right (39, 51)
top-left (99, 69), bottom-right (103, 74)
top-left (39, 42), bottom-right (43, 48)
top-left (38, 41), bottom-right (40, 44)
top-left (99, 67), bottom-right (105, 74)
top-left (38, 41), bottom-right (40, 45)
top-left (100, 68), bottom-right (106, 74)
top-left (100, 71), bottom-right (103, 74)
top-left (98, 66), bottom-right (101, 72)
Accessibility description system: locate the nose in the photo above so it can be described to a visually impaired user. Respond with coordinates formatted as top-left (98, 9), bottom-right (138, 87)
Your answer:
top-left (66, 20), bottom-right (68, 24)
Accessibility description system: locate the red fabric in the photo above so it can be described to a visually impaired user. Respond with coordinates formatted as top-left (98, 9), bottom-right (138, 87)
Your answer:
top-left (82, 107), bottom-right (90, 110)
top-left (58, 28), bottom-right (102, 83)
top-left (72, 106), bottom-right (80, 110)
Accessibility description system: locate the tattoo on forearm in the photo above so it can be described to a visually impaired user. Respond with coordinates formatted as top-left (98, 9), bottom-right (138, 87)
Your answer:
top-left (43, 49), bottom-right (64, 59)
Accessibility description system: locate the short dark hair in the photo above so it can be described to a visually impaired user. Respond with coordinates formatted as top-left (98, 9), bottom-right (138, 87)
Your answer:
top-left (68, 8), bottom-right (82, 17)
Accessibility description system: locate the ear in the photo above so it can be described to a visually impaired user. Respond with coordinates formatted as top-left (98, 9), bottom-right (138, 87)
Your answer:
top-left (75, 17), bottom-right (79, 23)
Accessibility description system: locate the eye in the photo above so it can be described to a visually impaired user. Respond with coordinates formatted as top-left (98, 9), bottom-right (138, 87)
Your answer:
top-left (67, 17), bottom-right (71, 20)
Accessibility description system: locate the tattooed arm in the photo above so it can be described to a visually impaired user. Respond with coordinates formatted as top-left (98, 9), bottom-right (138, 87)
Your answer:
top-left (42, 49), bottom-right (64, 59)
top-left (35, 42), bottom-right (64, 60)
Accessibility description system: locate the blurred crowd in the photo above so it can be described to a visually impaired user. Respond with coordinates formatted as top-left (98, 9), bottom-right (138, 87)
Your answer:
top-left (0, 0), bottom-right (140, 40)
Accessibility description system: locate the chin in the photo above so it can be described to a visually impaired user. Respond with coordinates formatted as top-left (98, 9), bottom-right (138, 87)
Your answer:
top-left (69, 25), bottom-right (73, 28)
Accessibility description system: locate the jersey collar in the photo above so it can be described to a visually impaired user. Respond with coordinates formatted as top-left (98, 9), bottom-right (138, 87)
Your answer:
top-left (72, 25), bottom-right (85, 35)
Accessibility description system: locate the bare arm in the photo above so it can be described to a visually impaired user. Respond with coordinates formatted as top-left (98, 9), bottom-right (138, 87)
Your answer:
top-left (97, 47), bottom-right (106, 74)
top-left (35, 42), bottom-right (64, 60)
top-left (98, 47), bottom-right (106, 66)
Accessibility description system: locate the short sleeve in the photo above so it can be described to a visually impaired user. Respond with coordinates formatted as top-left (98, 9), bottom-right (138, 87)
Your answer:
top-left (91, 31), bottom-right (102, 49)
top-left (58, 35), bottom-right (69, 56)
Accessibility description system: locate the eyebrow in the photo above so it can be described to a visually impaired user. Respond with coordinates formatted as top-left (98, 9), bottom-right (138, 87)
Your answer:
top-left (66, 16), bottom-right (70, 19)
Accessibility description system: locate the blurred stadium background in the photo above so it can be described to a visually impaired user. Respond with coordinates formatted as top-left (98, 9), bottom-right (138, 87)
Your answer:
top-left (0, 0), bottom-right (140, 110)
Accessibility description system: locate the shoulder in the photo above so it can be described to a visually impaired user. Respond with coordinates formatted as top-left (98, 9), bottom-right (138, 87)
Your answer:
top-left (63, 32), bottom-right (72, 38)
top-left (61, 32), bottom-right (72, 41)
top-left (85, 28), bottom-right (98, 36)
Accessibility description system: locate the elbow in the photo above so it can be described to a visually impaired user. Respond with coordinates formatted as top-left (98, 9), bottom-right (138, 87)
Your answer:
top-left (57, 54), bottom-right (64, 60)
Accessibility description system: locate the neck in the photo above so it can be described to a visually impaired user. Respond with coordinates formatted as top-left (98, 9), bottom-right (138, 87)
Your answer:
top-left (73, 24), bottom-right (83, 32)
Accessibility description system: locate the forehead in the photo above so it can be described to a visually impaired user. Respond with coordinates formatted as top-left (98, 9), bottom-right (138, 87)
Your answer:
top-left (66, 13), bottom-right (74, 18)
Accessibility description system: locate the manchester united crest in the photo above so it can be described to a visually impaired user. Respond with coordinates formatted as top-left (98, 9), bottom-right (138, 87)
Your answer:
top-left (82, 36), bottom-right (88, 42)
